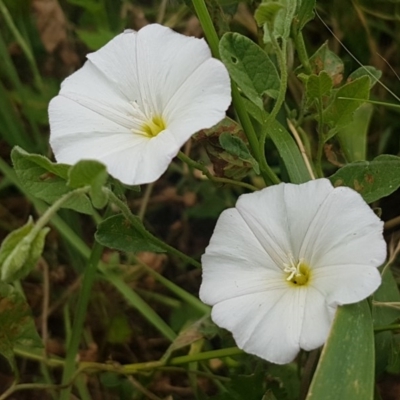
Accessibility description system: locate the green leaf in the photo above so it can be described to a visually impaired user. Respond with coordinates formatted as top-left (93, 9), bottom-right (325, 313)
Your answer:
top-left (373, 268), bottom-right (400, 376)
top-left (308, 42), bottom-right (344, 86)
top-left (255, 3), bottom-right (285, 27)
top-left (0, 217), bottom-right (50, 282)
top-left (347, 66), bottom-right (382, 88)
top-left (305, 71), bottom-right (333, 105)
top-left (95, 214), bottom-right (165, 253)
top-left (329, 154), bottom-right (400, 203)
top-left (11, 146), bottom-right (93, 214)
top-left (68, 160), bottom-right (109, 209)
top-left (261, 0), bottom-right (297, 42)
top-left (0, 282), bottom-right (43, 371)
top-left (323, 76), bottom-right (370, 139)
top-left (219, 132), bottom-right (260, 174)
top-left (76, 28), bottom-right (116, 51)
top-left (219, 32), bottom-right (280, 108)
top-left (306, 300), bottom-right (374, 400)
top-left (336, 103), bottom-right (373, 162)
top-left (295, 0), bottom-right (316, 31)
top-left (244, 99), bottom-right (311, 183)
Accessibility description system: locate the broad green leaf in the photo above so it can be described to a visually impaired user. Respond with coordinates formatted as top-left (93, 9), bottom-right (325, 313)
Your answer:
top-left (295, 0), bottom-right (316, 31)
top-left (0, 282), bottom-right (43, 371)
top-left (219, 132), bottom-right (260, 174)
top-left (336, 103), bottom-right (373, 162)
top-left (373, 268), bottom-right (400, 376)
top-left (244, 99), bottom-right (311, 183)
top-left (308, 42), bottom-right (344, 86)
top-left (348, 66), bottom-right (382, 88)
top-left (11, 147), bottom-right (93, 214)
top-left (329, 154), bottom-right (400, 203)
top-left (95, 214), bottom-right (165, 253)
top-left (305, 71), bottom-right (333, 104)
top-left (0, 217), bottom-right (50, 282)
top-left (306, 300), bottom-right (374, 400)
top-left (68, 160), bottom-right (109, 209)
top-left (323, 76), bottom-right (370, 139)
top-left (261, 0), bottom-right (297, 42)
top-left (219, 32), bottom-right (280, 108)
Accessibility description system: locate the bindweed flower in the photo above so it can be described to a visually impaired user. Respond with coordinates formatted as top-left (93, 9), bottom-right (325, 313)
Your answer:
top-left (49, 24), bottom-right (231, 185)
top-left (200, 179), bottom-right (386, 364)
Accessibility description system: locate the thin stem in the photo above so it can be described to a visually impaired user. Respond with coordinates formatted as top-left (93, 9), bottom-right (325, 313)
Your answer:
top-left (286, 119), bottom-right (315, 180)
top-left (191, 0), bottom-right (220, 57)
top-left (374, 324), bottom-right (400, 333)
top-left (105, 189), bottom-right (201, 269)
top-left (293, 30), bottom-right (312, 74)
top-left (315, 100), bottom-right (325, 178)
top-left (192, 0), bottom-right (278, 185)
top-left (0, 0), bottom-right (43, 90)
top-left (259, 25), bottom-right (288, 184)
top-left (178, 152), bottom-right (258, 192)
top-left (59, 208), bottom-right (111, 400)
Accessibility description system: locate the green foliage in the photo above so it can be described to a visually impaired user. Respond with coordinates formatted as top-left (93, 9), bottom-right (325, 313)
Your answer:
top-left (68, 160), bottom-right (109, 209)
top-left (95, 214), bottom-right (165, 253)
top-left (11, 147), bottom-right (94, 214)
top-left (329, 155), bottom-right (400, 203)
top-left (336, 103), bottom-right (373, 162)
top-left (261, 0), bottom-right (297, 42)
top-left (0, 216), bottom-right (50, 282)
top-left (323, 76), bottom-right (370, 138)
top-left (0, 282), bottom-right (43, 371)
top-left (244, 99), bottom-right (311, 183)
top-left (307, 301), bottom-right (374, 400)
top-left (219, 132), bottom-right (260, 174)
top-left (219, 32), bottom-right (280, 108)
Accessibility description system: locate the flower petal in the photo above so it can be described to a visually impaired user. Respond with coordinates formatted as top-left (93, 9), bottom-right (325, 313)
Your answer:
top-left (312, 264), bottom-right (381, 306)
top-left (234, 184), bottom-right (292, 267)
top-left (211, 289), bottom-right (307, 364)
top-left (299, 185), bottom-right (386, 269)
top-left (299, 288), bottom-right (336, 350)
top-left (200, 207), bottom-right (285, 305)
top-left (50, 96), bottom-right (181, 184)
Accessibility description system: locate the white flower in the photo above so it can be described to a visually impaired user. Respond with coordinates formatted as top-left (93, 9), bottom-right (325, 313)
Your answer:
top-left (49, 24), bottom-right (231, 185)
top-left (200, 179), bottom-right (386, 364)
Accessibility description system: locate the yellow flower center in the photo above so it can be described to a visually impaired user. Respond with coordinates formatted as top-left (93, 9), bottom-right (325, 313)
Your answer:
top-left (283, 257), bottom-right (311, 287)
top-left (142, 116), bottom-right (166, 137)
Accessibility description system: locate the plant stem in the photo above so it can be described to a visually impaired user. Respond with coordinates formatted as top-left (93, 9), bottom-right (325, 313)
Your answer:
top-left (105, 189), bottom-right (201, 269)
top-left (59, 207), bottom-right (111, 400)
top-left (259, 26), bottom-right (287, 184)
top-left (374, 324), bottom-right (400, 333)
top-left (192, 0), bottom-right (278, 185)
top-left (178, 152), bottom-right (258, 191)
top-left (293, 30), bottom-right (312, 74)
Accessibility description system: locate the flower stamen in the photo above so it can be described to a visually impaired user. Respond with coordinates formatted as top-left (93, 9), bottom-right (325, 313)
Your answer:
top-left (283, 256), bottom-right (310, 286)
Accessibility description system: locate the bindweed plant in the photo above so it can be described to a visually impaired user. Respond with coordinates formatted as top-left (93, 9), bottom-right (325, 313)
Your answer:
top-left (0, 0), bottom-right (400, 399)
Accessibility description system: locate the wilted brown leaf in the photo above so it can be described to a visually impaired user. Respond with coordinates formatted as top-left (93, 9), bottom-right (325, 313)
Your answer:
top-left (32, 0), bottom-right (78, 66)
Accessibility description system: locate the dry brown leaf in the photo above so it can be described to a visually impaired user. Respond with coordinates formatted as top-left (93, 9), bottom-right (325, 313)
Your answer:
top-left (32, 0), bottom-right (79, 66)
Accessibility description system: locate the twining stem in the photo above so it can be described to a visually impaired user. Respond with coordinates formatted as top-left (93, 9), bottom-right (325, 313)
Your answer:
top-left (104, 189), bottom-right (202, 269)
top-left (191, 0), bottom-right (279, 185)
top-left (178, 152), bottom-right (259, 191)
top-left (59, 211), bottom-right (110, 400)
